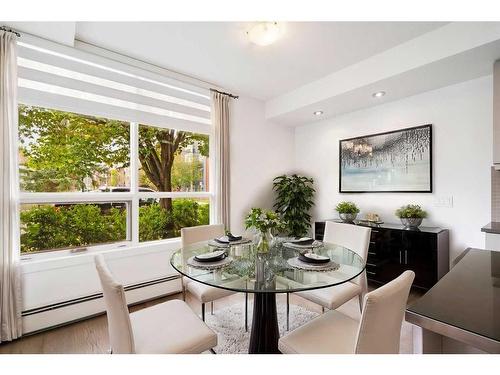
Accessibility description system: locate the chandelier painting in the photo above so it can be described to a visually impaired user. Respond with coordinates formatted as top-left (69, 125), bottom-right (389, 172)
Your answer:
top-left (339, 125), bottom-right (432, 193)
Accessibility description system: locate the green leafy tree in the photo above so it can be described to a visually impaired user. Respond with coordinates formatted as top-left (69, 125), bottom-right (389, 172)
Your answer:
top-left (171, 157), bottom-right (204, 191)
top-left (19, 105), bottom-right (130, 192)
top-left (138, 127), bottom-right (208, 232)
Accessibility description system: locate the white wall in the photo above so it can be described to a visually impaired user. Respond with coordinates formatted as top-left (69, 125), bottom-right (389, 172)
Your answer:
top-left (295, 76), bottom-right (493, 262)
top-left (230, 96), bottom-right (295, 234)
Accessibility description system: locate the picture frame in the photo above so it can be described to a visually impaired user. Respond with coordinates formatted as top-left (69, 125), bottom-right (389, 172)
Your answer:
top-left (339, 124), bottom-right (432, 193)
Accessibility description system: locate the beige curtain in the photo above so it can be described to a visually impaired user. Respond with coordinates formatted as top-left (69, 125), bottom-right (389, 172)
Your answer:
top-left (0, 30), bottom-right (23, 342)
top-left (211, 91), bottom-right (231, 229)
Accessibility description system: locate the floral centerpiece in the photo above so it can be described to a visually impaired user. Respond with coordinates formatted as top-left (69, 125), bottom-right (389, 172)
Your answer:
top-left (244, 208), bottom-right (286, 253)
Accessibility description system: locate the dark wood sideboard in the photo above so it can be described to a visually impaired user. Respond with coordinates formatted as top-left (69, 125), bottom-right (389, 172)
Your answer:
top-left (314, 220), bottom-right (450, 291)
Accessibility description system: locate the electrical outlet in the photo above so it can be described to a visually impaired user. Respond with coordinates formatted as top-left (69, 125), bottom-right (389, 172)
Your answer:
top-left (434, 196), bottom-right (453, 208)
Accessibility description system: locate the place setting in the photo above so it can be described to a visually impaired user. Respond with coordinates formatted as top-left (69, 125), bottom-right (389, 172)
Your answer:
top-left (187, 249), bottom-right (233, 270)
top-left (285, 239), bottom-right (340, 272)
top-left (207, 232), bottom-right (252, 248)
top-left (283, 237), bottom-right (323, 250)
top-left (188, 232), bottom-right (252, 270)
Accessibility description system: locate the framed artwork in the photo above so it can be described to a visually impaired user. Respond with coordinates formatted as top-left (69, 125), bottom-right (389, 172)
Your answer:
top-left (339, 124), bottom-right (432, 193)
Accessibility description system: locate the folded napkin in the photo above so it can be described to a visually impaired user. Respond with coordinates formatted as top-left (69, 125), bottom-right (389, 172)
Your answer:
top-left (214, 233), bottom-right (243, 243)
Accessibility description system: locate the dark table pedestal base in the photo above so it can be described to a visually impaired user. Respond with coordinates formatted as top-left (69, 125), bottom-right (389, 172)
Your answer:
top-left (248, 292), bottom-right (280, 354)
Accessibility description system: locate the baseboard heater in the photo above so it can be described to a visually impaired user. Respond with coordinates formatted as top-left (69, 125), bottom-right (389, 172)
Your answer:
top-left (22, 274), bottom-right (182, 335)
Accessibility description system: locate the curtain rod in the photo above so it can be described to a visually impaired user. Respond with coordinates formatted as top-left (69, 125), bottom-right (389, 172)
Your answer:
top-left (0, 26), bottom-right (21, 37)
top-left (210, 88), bottom-right (239, 99)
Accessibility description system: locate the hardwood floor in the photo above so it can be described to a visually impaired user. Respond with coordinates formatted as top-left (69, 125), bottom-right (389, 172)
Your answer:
top-left (0, 285), bottom-right (423, 354)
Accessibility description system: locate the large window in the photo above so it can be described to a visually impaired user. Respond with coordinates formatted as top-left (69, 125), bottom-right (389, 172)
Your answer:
top-left (19, 105), bottom-right (211, 255)
top-left (16, 37), bottom-right (214, 256)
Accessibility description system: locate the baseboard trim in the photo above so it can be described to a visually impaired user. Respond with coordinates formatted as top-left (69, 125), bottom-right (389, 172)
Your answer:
top-left (22, 289), bottom-right (181, 338)
top-left (22, 275), bottom-right (180, 316)
top-left (21, 275), bottom-right (182, 335)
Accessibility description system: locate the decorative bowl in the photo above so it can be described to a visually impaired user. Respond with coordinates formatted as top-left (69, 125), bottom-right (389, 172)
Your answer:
top-left (400, 217), bottom-right (423, 229)
top-left (339, 213), bottom-right (357, 223)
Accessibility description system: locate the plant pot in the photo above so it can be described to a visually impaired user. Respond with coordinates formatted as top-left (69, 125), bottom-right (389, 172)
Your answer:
top-left (339, 213), bottom-right (357, 223)
top-left (400, 217), bottom-right (423, 228)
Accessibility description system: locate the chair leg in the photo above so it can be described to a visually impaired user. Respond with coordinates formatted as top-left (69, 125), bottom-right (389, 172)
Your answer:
top-left (321, 306), bottom-right (325, 314)
top-left (286, 293), bottom-right (290, 331)
top-left (182, 285), bottom-right (186, 301)
top-left (359, 270), bottom-right (368, 314)
top-left (202, 303), bottom-right (206, 321)
top-left (211, 301), bottom-right (214, 315)
top-left (245, 292), bottom-right (248, 332)
top-left (210, 348), bottom-right (216, 354)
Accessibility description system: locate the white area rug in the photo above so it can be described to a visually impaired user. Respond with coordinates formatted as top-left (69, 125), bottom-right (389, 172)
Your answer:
top-left (204, 300), bottom-right (414, 354)
top-left (204, 302), bottom-right (318, 354)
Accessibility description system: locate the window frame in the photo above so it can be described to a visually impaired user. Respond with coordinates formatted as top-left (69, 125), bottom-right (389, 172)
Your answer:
top-left (18, 114), bottom-right (214, 260)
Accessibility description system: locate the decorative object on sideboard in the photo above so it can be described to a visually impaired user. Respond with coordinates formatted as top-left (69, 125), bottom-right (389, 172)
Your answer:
top-left (339, 124), bottom-right (432, 193)
top-left (335, 201), bottom-right (360, 223)
top-left (273, 174), bottom-right (315, 237)
top-left (357, 212), bottom-right (384, 225)
top-left (395, 204), bottom-right (428, 229)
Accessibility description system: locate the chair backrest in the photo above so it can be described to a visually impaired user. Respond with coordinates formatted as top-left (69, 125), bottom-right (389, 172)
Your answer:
top-left (94, 254), bottom-right (134, 354)
top-left (324, 221), bottom-right (371, 261)
top-left (181, 224), bottom-right (225, 247)
top-left (354, 270), bottom-right (415, 354)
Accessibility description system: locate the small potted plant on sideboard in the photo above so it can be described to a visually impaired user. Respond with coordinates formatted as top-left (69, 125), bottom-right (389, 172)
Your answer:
top-left (335, 201), bottom-right (360, 223)
top-left (395, 204), bottom-right (427, 229)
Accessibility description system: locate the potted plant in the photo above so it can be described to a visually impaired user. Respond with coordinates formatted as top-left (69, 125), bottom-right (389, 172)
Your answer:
top-left (395, 204), bottom-right (427, 228)
top-left (335, 201), bottom-right (360, 223)
top-left (273, 174), bottom-right (315, 237)
top-left (244, 208), bottom-right (286, 253)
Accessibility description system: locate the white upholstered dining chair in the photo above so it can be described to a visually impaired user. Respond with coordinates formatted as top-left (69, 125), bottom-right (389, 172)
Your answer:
top-left (95, 254), bottom-right (217, 354)
top-left (279, 270), bottom-right (415, 354)
top-left (288, 221), bottom-right (371, 329)
top-left (181, 224), bottom-right (249, 330)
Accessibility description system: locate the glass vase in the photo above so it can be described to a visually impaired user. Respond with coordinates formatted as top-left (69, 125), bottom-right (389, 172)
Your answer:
top-left (256, 229), bottom-right (274, 254)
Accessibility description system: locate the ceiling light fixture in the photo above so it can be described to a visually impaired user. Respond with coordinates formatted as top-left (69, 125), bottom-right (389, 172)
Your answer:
top-left (247, 22), bottom-right (282, 46)
top-left (372, 91), bottom-right (386, 98)
top-left (313, 111), bottom-right (324, 116)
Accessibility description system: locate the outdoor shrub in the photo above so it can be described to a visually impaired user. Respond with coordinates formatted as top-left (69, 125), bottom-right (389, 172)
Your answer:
top-left (21, 200), bottom-right (210, 253)
top-left (20, 204), bottom-right (126, 253)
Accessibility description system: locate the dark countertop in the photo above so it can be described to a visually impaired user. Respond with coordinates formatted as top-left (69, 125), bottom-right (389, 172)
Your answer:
top-left (407, 248), bottom-right (500, 345)
top-left (481, 222), bottom-right (500, 234)
top-left (318, 219), bottom-right (446, 234)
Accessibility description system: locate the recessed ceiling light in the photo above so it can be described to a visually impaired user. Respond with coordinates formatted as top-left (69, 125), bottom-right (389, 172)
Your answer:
top-left (372, 91), bottom-right (386, 98)
top-left (247, 22), bottom-right (283, 46)
top-left (313, 111), bottom-right (324, 116)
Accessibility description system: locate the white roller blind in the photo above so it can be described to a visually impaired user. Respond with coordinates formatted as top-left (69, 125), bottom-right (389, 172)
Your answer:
top-left (17, 35), bottom-right (211, 134)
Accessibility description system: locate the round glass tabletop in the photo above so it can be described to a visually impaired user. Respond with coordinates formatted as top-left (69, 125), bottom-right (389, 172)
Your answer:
top-left (170, 237), bottom-right (365, 294)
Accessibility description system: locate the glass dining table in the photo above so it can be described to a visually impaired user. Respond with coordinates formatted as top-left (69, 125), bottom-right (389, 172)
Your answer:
top-left (170, 237), bottom-right (365, 354)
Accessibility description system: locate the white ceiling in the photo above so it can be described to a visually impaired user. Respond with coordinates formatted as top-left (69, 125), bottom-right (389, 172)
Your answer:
top-left (74, 22), bottom-right (447, 100)
top-left (6, 21), bottom-right (500, 126)
top-left (266, 22), bottom-right (500, 125)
